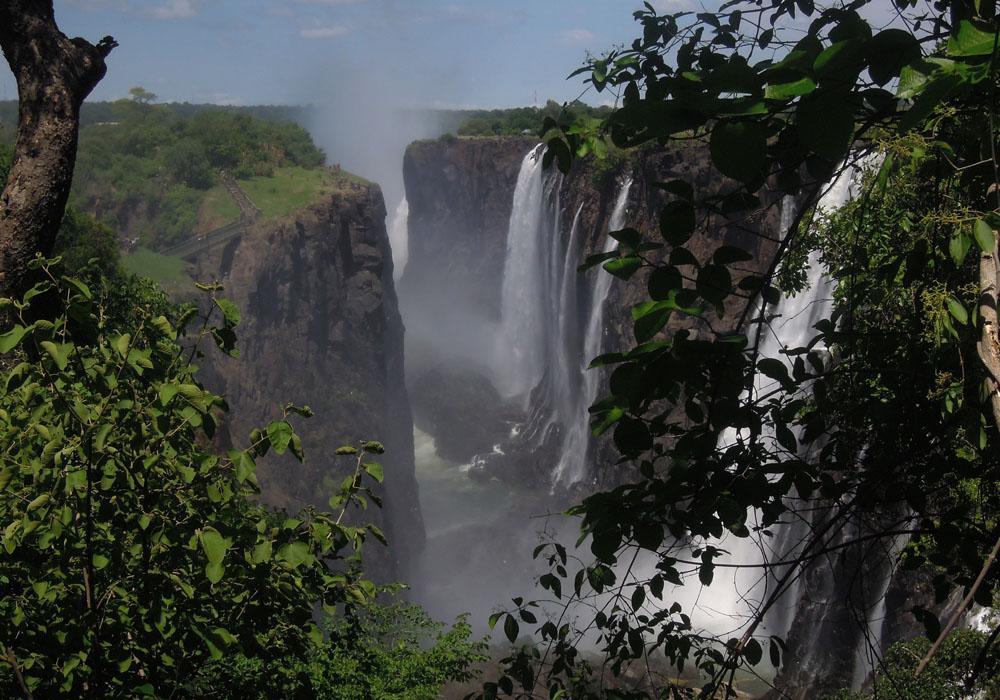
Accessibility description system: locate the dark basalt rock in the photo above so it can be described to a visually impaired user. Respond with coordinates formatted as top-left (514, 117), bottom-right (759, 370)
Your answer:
top-left (410, 368), bottom-right (520, 465)
top-left (192, 179), bottom-right (424, 580)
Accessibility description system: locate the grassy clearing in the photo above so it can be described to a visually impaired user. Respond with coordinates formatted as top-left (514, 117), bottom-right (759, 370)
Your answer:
top-left (183, 165), bottom-right (369, 243)
top-left (238, 166), bottom-right (344, 220)
top-left (122, 247), bottom-right (191, 291)
top-left (198, 184), bottom-right (240, 231)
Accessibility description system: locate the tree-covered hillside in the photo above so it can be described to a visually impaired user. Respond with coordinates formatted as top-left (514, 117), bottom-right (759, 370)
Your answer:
top-left (0, 98), bottom-right (330, 250)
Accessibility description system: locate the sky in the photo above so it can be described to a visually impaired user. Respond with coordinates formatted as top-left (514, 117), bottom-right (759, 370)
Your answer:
top-left (0, 0), bottom-right (697, 108)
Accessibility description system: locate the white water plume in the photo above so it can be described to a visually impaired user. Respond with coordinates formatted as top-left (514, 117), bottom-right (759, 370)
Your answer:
top-left (388, 196), bottom-right (409, 282)
top-left (703, 157), bottom-right (889, 670)
top-left (552, 177), bottom-right (634, 485)
top-left (495, 144), bottom-right (552, 401)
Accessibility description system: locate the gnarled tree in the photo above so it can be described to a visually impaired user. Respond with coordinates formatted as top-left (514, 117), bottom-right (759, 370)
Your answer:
top-left (0, 1), bottom-right (116, 305)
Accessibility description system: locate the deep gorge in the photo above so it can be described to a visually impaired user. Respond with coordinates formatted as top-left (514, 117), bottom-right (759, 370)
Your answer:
top-left (183, 133), bottom-right (961, 696)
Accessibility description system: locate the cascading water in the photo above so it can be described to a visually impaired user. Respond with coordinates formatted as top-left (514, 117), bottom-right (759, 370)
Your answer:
top-left (495, 144), bottom-right (553, 401)
top-left (493, 145), bottom-right (634, 486)
top-left (388, 197), bottom-right (409, 282)
top-left (708, 157), bottom-right (909, 693)
top-left (552, 178), bottom-right (633, 485)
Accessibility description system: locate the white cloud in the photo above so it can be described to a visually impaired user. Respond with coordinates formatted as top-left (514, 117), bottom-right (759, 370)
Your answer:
top-left (299, 24), bottom-right (350, 39)
top-left (561, 28), bottom-right (596, 45)
top-left (147, 0), bottom-right (199, 19)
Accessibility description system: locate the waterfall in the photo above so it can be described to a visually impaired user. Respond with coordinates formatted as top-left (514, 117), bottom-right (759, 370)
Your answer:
top-left (388, 196), bottom-right (409, 282)
top-left (495, 144), bottom-right (554, 401)
top-left (710, 158), bottom-right (909, 691)
top-left (493, 145), bottom-right (635, 486)
top-left (552, 178), bottom-right (633, 485)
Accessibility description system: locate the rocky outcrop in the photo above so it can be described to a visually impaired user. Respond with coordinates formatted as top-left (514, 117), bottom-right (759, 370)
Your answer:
top-left (410, 368), bottom-right (519, 464)
top-left (194, 179), bottom-right (423, 578)
top-left (402, 136), bottom-right (536, 322)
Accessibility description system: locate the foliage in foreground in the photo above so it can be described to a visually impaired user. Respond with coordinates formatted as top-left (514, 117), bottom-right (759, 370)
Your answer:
top-left (476, 1), bottom-right (1000, 698)
top-left (0, 259), bottom-right (385, 697)
top-left (197, 598), bottom-right (488, 699)
top-left (826, 629), bottom-right (1000, 700)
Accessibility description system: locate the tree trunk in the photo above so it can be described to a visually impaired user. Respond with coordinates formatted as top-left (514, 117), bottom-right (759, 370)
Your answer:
top-left (0, 1), bottom-right (115, 308)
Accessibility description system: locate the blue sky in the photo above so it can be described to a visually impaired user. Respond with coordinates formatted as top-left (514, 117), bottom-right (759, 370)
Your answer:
top-left (0, 1), bottom-right (695, 108)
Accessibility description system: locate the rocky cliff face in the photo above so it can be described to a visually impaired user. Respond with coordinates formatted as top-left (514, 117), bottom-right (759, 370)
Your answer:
top-left (401, 136), bottom-right (780, 488)
top-left (194, 179), bottom-right (423, 578)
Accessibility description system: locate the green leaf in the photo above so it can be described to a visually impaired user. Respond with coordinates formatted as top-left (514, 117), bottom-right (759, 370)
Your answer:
top-left (713, 245), bottom-right (754, 265)
top-left (364, 461), bottom-right (384, 484)
top-left (744, 638), bottom-right (763, 665)
top-left (592, 406), bottom-right (625, 436)
top-left (897, 58), bottom-right (958, 99)
top-left (950, 229), bottom-right (972, 266)
top-left (27, 493), bottom-right (50, 511)
top-left (698, 561), bottom-right (714, 586)
top-left (93, 554), bottom-right (110, 570)
top-left (200, 527), bottom-right (229, 564)
top-left (266, 421), bottom-right (293, 455)
top-left (974, 219), bottom-right (996, 253)
top-left (158, 383), bottom-right (180, 406)
top-left (947, 19), bottom-right (997, 57)
top-left (0, 325), bottom-right (28, 354)
top-left (765, 77), bottom-right (817, 100)
top-left (758, 358), bottom-right (790, 383)
top-left (632, 300), bottom-right (674, 343)
top-left (603, 255), bottom-right (642, 280)
top-left (228, 450), bottom-right (254, 483)
top-left (648, 266), bottom-right (682, 301)
top-left (710, 120), bottom-right (766, 185)
top-left (113, 333), bottom-right (131, 358)
top-left (946, 296), bottom-right (968, 325)
top-left (213, 298), bottom-right (241, 326)
top-left (503, 614), bottom-right (519, 643)
top-left (900, 71), bottom-right (964, 131)
top-left (335, 445), bottom-right (358, 455)
top-left (631, 586), bottom-right (646, 611)
top-left (659, 201), bottom-right (696, 245)
top-left (277, 541), bottom-right (313, 569)
top-left (40, 341), bottom-right (73, 371)
top-left (251, 539), bottom-right (272, 564)
top-left (362, 440), bottom-right (385, 454)
top-left (866, 29), bottom-right (921, 86)
top-left (797, 90), bottom-right (854, 162)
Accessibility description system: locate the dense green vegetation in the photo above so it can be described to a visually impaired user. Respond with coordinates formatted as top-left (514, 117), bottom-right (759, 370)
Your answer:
top-left (453, 100), bottom-right (612, 137)
top-left (197, 599), bottom-right (486, 698)
top-left (69, 99), bottom-right (325, 247)
top-left (0, 254), bottom-right (394, 697)
top-left (827, 629), bottom-right (1000, 700)
top-left (0, 97), bottom-right (330, 250)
